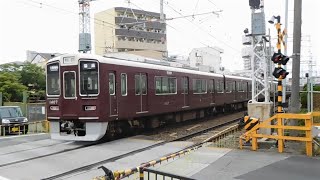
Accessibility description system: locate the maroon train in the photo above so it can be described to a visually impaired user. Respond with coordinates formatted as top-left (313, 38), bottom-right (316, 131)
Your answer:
top-left (46, 53), bottom-right (252, 141)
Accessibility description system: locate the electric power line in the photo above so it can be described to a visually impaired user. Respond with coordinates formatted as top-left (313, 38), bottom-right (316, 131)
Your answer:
top-left (23, 0), bottom-right (115, 28)
top-left (164, 1), bottom-right (240, 53)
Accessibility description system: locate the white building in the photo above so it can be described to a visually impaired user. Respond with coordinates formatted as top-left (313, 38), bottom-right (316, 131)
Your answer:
top-left (26, 50), bottom-right (60, 68)
top-left (188, 47), bottom-right (224, 73)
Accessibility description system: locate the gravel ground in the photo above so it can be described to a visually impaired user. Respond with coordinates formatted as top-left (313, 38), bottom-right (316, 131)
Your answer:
top-left (146, 112), bottom-right (245, 142)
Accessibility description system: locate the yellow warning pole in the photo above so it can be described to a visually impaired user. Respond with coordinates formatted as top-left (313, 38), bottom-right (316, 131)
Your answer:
top-left (276, 20), bottom-right (284, 153)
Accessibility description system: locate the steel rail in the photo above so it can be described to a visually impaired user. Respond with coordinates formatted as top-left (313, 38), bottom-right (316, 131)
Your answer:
top-left (42, 116), bottom-right (242, 180)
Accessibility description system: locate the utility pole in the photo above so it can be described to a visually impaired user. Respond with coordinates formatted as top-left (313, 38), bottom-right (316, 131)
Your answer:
top-left (290, 0), bottom-right (302, 113)
top-left (160, 0), bottom-right (164, 23)
top-left (282, 0), bottom-right (289, 104)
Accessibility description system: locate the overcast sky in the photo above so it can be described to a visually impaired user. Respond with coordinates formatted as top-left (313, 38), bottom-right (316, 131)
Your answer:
top-left (0, 0), bottom-right (319, 72)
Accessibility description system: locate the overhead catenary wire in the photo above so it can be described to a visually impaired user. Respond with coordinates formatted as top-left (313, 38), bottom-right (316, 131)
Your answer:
top-left (22, 0), bottom-right (115, 28)
top-left (164, 1), bottom-right (240, 54)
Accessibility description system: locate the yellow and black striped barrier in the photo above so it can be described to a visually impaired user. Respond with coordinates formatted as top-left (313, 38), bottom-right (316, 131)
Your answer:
top-left (93, 145), bottom-right (200, 180)
top-left (239, 116), bottom-right (259, 131)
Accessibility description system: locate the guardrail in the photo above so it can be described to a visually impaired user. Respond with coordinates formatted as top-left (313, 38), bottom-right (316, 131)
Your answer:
top-left (0, 120), bottom-right (49, 136)
top-left (142, 168), bottom-right (196, 180)
top-left (239, 112), bottom-right (320, 156)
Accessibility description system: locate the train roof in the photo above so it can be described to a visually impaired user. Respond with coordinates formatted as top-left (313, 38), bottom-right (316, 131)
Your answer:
top-left (48, 53), bottom-right (251, 81)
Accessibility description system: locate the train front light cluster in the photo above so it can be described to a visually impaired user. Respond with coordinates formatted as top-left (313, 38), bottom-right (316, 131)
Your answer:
top-left (84, 106), bottom-right (96, 111)
top-left (50, 106), bottom-right (59, 111)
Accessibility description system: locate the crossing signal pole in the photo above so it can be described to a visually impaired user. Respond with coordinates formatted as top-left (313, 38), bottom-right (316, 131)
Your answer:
top-left (269, 15), bottom-right (290, 151)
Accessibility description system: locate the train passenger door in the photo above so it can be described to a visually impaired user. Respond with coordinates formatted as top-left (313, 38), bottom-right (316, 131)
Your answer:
top-left (109, 72), bottom-right (118, 116)
top-left (209, 79), bottom-right (215, 104)
top-left (135, 73), bottom-right (148, 113)
top-left (182, 77), bottom-right (189, 107)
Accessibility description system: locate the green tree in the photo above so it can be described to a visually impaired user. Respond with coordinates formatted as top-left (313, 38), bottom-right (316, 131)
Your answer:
top-left (0, 72), bottom-right (27, 101)
top-left (0, 62), bottom-right (45, 102)
top-left (301, 85), bottom-right (320, 108)
top-left (20, 62), bottom-right (46, 91)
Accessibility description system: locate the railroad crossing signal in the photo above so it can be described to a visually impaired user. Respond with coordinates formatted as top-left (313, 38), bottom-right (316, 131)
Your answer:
top-left (271, 52), bottom-right (290, 65)
top-left (271, 52), bottom-right (290, 79)
top-left (272, 67), bottom-right (289, 79)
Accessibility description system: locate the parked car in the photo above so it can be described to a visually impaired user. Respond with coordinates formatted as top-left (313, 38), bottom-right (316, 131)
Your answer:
top-left (0, 106), bottom-right (28, 135)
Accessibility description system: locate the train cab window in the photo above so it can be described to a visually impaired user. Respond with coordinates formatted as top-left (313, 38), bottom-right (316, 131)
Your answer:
top-left (121, 73), bottom-right (127, 96)
top-left (135, 74), bottom-right (147, 95)
top-left (63, 71), bottom-right (76, 98)
top-left (79, 61), bottom-right (99, 96)
top-left (193, 79), bottom-right (207, 94)
top-left (109, 73), bottom-right (115, 95)
top-left (155, 76), bottom-right (177, 95)
top-left (182, 77), bottom-right (189, 94)
top-left (47, 63), bottom-right (60, 96)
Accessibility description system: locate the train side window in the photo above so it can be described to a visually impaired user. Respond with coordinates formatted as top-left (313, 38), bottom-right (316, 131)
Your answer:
top-left (135, 75), bottom-right (141, 95)
top-left (193, 79), bottom-right (207, 94)
top-left (135, 74), bottom-right (147, 95)
top-left (121, 73), bottom-right (127, 96)
top-left (182, 77), bottom-right (189, 94)
top-left (226, 81), bottom-right (233, 93)
top-left (155, 76), bottom-right (177, 95)
top-left (243, 82), bottom-right (247, 92)
top-left (209, 80), bottom-right (214, 93)
top-left (216, 80), bottom-right (224, 93)
top-left (109, 73), bottom-right (115, 95)
top-left (238, 82), bottom-right (244, 92)
top-left (141, 74), bottom-right (147, 95)
top-left (155, 77), bottom-right (161, 94)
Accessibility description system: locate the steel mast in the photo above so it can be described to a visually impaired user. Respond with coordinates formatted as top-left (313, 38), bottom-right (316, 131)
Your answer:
top-left (79, 0), bottom-right (95, 53)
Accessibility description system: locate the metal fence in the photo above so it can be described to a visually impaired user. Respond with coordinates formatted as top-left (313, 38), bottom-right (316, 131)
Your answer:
top-left (3, 102), bottom-right (46, 122)
top-left (0, 120), bottom-right (49, 136)
top-left (143, 168), bottom-right (196, 180)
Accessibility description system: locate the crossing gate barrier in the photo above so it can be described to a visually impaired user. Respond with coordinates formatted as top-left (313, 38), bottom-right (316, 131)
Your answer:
top-left (239, 112), bottom-right (320, 156)
top-left (239, 116), bottom-right (259, 131)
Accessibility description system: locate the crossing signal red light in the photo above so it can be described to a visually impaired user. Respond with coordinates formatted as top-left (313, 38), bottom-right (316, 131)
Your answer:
top-left (271, 52), bottom-right (290, 65)
top-left (273, 68), bottom-right (289, 79)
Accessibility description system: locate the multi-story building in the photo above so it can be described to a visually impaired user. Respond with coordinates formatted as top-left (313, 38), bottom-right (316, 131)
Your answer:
top-left (188, 47), bottom-right (224, 73)
top-left (94, 7), bottom-right (167, 59)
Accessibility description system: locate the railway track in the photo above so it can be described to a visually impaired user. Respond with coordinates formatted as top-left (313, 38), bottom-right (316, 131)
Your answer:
top-left (0, 141), bottom-right (99, 168)
top-left (42, 113), bottom-right (243, 180)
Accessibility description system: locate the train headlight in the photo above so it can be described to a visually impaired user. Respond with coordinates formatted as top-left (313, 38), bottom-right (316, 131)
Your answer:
top-left (84, 106), bottom-right (96, 111)
top-left (50, 106), bottom-right (59, 111)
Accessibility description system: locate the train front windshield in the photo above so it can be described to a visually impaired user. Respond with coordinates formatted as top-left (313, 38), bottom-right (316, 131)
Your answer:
top-left (47, 63), bottom-right (60, 96)
top-left (79, 61), bottom-right (99, 96)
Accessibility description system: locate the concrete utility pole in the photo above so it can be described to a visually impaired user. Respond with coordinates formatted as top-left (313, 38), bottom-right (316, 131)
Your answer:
top-left (282, 0), bottom-right (289, 104)
top-left (290, 0), bottom-right (302, 113)
top-left (160, 0), bottom-right (164, 23)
